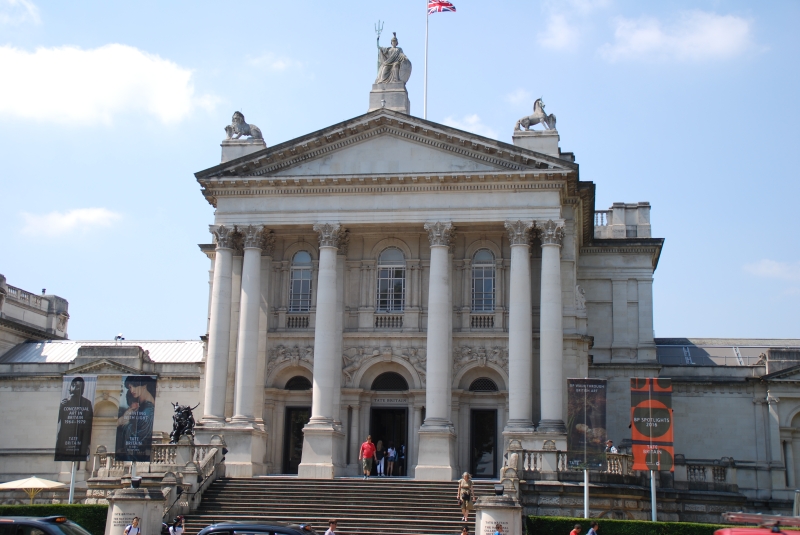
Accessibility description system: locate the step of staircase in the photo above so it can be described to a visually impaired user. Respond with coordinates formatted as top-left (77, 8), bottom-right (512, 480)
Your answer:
top-left (184, 477), bottom-right (499, 535)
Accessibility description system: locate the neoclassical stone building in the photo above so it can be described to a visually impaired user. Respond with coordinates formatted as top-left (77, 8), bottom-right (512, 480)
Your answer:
top-left (2, 79), bottom-right (800, 516)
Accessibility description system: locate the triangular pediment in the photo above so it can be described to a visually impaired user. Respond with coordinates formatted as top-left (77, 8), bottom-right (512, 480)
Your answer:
top-left (67, 358), bottom-right (145, 376)
top-left (763, 364), bottom-right (800, 382)
top-left (196, 109), bottom-right (576, 180)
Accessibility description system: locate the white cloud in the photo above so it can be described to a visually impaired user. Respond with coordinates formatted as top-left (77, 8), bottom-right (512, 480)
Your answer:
top-left (247, 52), bottom-right (302, 71)
top-left (505, 89), bottom-right (532, 106)
top-left (599, 11), bottom-right (754, 62)
top-left (21, 208), bottom-right (122, 237)
top-left (743, 260), bottom-right (800, 283)
top-left (538, 14), bottom-right (581, 50)
top-left (0, 0), bottom-right (40, 25)
top-left (0, 44), bottom-right (217, 125)
top-left (442, 114), bottom-right (498, 140)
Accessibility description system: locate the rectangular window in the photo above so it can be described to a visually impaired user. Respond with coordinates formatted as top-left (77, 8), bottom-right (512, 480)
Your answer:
top-left (377, 267), bottom-right (405, 312)
top-left (472, 265), bottom-right (495, 312)
top-left (289, 268), bottom-right (312, 312)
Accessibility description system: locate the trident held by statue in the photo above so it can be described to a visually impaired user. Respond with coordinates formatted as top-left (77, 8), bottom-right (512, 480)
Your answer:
top-left (374, 20), bottom-right (384, 40)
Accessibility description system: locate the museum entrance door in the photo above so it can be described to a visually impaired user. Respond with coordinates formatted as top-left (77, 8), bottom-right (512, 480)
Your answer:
top-left (369, 408), bottom-right (408, 475)
top-left (283, 406), bottom-right (310, 474)
top-left (470, 409), bottom-right (497, 478)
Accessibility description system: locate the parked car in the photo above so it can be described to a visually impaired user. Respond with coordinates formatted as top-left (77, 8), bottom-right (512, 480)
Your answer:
top-left (0, 516), bottom-right (94, 535)
top-left (197, 522), bottom-right (319, 535)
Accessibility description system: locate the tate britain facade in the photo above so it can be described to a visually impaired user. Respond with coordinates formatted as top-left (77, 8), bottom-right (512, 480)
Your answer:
top-left (2, 78), bottom-right (800, 512)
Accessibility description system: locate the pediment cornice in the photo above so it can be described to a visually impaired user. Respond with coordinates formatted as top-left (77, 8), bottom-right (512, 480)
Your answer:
top-left (67, 358), bottom-right (145, 376)
top-left (196, 110), bottom-right (577, 181)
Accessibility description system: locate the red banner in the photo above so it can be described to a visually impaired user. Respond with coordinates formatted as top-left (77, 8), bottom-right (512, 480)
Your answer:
top-left (630, 378), bottom-right (674, 472)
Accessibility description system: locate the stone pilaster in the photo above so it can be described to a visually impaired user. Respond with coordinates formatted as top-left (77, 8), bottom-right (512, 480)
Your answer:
top-left (416, 221), bottom-right (457, 481)
top-left (202, 225), bottom-right (235, 424)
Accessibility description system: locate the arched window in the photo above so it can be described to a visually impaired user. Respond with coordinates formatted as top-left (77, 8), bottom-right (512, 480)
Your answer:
top-left (371, 372), bottom-right (409, 391)
top-left (289, 251), bottom-right (313, 312)
top-left (376, 248), bottom-right (405, 312)
top-left (472, 249), bottom-right (495, 312)
top-left (285, 376), bottom-right (312, 390)
top-left (469, 377), bottom-right (499, 392)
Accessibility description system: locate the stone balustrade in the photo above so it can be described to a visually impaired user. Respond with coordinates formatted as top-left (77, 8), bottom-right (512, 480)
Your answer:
top-left (470, 314), bottom-right (494, 329)
top-left (605, 452), bottom-right (634, 475)
top-left (375, 314), bottom-right (403, 329)
top-left (6, 285), bottom-right (45, 309)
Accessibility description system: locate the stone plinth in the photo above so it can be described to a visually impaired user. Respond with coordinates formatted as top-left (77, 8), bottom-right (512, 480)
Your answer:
top-left (369, 82), bottom-right (410, 114)
top-left (215, 425), bottom-right (268, 477)
top-left (511, 130), bottom-right (559, 157)
top-left (415, 424), bottom-right (457, 480)
top-left (297, 424), bottom-right (345, 479)
top-left (105, 488), bottom-right (165, 535)
top-left (475, 495), bottom-right (523, 535)
top-left (221, 139), bottom-right (266, 163)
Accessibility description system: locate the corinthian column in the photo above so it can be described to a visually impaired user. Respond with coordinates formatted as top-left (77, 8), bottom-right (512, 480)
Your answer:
top-left (298, 222), bottom-right (345, 479)
top-left (538, 220), bottom-right (566, 433)
top-left (504, 220), bottom-right (535, 431)
top-left (415, 221), bottom-right (457, 481)
top-left (203, 225), bottom-right (235, 423)
top-left (232, 225), bottom-right (263, 423)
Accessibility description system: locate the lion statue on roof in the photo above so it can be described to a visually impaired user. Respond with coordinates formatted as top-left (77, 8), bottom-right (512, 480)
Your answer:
top-left (225, 111), bottom-right (263, 140)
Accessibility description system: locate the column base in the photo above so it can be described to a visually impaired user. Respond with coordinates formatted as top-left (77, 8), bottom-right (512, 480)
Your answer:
top-left (414, 423), bottom-right (457, 481)
top-left (537, 419), bottom-right (567, 434)
top-left (195, 425), bottom-right (267, 477)
top-left (297, 422), bottom-right (345, 479)
top-left (198, 416), bottom-right (226, 428)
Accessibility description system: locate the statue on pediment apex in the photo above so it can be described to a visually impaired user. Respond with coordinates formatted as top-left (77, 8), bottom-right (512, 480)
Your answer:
top-left (514, 98), bottom-right (557, 131)
top-left (375, 31), bottom-right (412, 84)
top-left (225, 111), bottom-right (263, 140)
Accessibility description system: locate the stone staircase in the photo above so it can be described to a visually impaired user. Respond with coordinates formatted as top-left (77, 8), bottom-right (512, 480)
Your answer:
top-left (184, 477), bottom-right (498, 535)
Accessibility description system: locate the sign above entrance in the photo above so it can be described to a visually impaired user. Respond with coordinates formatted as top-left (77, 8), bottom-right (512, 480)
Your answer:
top-left (372, 397), bottom-right (405, 404)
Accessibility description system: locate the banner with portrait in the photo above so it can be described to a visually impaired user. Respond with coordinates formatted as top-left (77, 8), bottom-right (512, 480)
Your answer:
top-left (631, 378), bottom-right (674, 472)
top-left (54, 375), bottom-right (97, 461)
top-left (566, 378), bottom-right (607, 469)
top-left (115, 375), bottom-right (158, 462)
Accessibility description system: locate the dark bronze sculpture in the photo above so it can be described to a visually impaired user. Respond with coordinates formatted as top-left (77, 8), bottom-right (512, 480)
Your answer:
top-left (169, 402), bottom-right (199, 444)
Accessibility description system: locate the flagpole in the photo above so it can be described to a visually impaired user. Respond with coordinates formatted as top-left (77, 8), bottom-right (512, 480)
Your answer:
top-left (424, 0), bottom-right (429, 119)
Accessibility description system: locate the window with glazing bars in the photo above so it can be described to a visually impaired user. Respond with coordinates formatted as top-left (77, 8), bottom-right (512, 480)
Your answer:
top-left (376, 248), bottom-right (405, 312)
top-left (289, 251), bottom-right (313, 312)
top-left (472, 249), bottom-right (495, 312)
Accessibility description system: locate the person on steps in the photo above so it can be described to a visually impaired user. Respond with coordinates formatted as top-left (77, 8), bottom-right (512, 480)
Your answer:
top-left (386, 442), bottom-right (397, 477)
top-left (457, 472), bottom-right (475, 522)
top-left (376, 439), bottom-right (385, 476)
top-left (324, 519), bottom-right (338, 535)
top-left (358, 435), bottom-right (377, 479)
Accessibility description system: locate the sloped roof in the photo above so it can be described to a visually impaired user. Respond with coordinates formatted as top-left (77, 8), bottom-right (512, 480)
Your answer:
top-left (0, 340), bottom-right (204, 364)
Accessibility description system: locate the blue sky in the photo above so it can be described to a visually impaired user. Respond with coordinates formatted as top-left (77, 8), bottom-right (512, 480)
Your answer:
top-left (1, 0), bottom-right (797, 341)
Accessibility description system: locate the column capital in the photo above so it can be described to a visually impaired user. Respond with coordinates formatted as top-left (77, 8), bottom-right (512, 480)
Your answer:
top-left (538, 219), bottom-right (565, 246)
top-left (424, 221), bottom-right (455, 247)
top-left (210, 224), bottom-right (235, 249)
top-left (261, 230), bottom-right (276, 256)
top-left (240, 225), bottom-right (264, 249)
top-left (504, 220), bottom-right (534, 246)
top-left (313, 222), bottom-right (344, 248)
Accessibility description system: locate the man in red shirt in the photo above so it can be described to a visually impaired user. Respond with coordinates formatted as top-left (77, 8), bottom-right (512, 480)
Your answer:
top-left (358, 435), bottom-right (378, 479)
top-left (570, 524), bottom-right (582, 535)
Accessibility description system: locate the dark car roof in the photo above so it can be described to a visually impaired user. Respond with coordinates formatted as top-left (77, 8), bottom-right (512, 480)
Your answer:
top-left (198, 522), bottom-right (317, 535)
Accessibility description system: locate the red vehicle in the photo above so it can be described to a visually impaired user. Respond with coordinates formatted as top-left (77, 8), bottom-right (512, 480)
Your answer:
top-left (716, 513), bottom-right (800, 535)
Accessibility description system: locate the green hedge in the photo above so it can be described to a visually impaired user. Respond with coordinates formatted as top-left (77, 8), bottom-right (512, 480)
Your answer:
top-left (0, 504), bottom-right (108, 535)
top-left (526, 515), bottom-right (729, 535)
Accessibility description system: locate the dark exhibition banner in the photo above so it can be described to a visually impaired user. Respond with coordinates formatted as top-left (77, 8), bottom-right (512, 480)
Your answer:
top-left (115, 375), bottom-right (158, 462)
top-left (567, 378), bottom-right (607, 469)
top-left (54, 375), bottom-right (97, 461)
top-left (630, 378), bottom-right (674, 472)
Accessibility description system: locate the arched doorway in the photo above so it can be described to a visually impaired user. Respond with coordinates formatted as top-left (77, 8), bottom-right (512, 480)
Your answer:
top-left (369, 372), bottom-right (409, 476)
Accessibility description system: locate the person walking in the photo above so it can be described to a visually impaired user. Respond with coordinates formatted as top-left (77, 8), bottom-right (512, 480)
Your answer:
top-left (324, 519), bottom-right (338, 535)
top-left (459, 527), bottom-right (469, 535)
top-left (493, 523), bottom-right (504, 535)
top-left (358, 435), bottom-right (377, 479)
top-left (124, 518), bottom-right (140, 535)
top-left (376, 439), bottom-right (385, 476)
top-left (386, 443), bottom-right (397, 476)
top-left (570, 524), bottom-right (582, 535)
top-left (169, 516), bottom-right (185, 535)
top-left (587, 521), bottom-right (599, 535)
top-left (457, 472), bottom-right (475, 522)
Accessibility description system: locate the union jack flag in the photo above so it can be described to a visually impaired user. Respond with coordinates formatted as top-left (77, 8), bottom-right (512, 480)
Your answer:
top-left (428, 0), bottom-right (456, 15)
